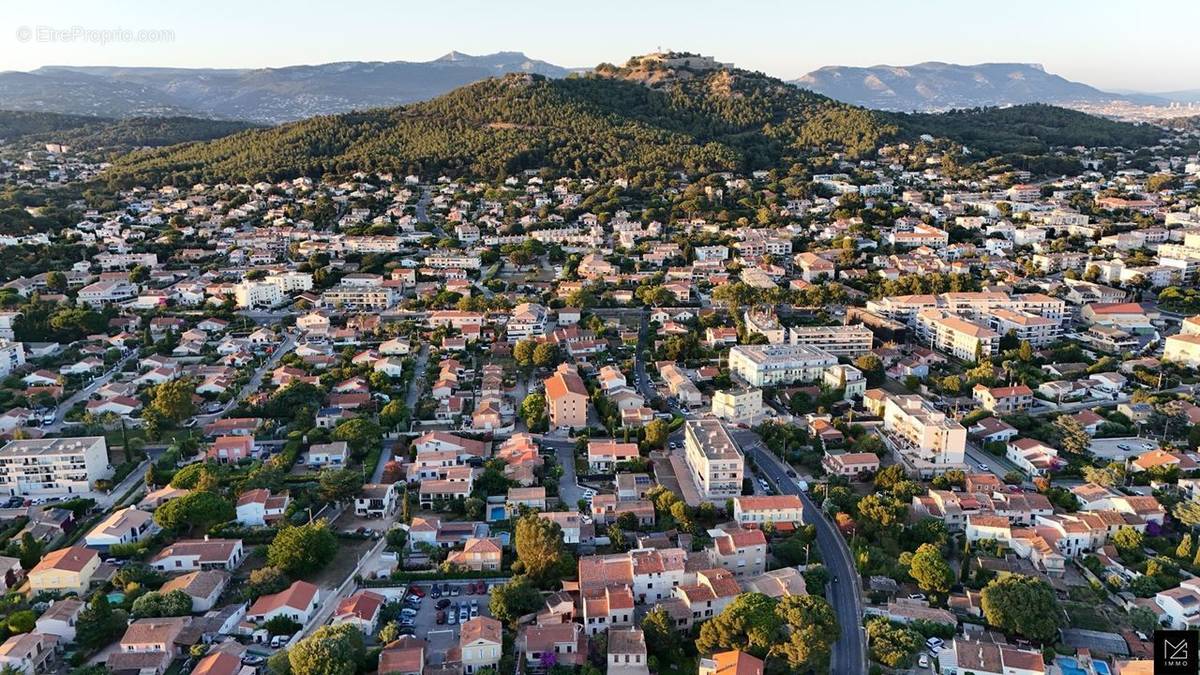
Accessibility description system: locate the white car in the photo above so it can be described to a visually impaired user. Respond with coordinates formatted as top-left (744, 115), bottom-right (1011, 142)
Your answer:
top-left (925, 637), bottom-right (943, 653)
top-left (918, 653), bottom-right (930, 668)
top-left (977, 463), bottom-right (990, 472)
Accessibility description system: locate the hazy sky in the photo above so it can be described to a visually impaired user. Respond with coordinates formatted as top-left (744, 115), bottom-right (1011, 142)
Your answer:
top-left (3, 0), bottom-right (1198, 92)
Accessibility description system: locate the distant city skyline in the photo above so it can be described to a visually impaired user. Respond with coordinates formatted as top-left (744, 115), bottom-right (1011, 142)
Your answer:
top-left (3, 0), bottom-right (1199, 93)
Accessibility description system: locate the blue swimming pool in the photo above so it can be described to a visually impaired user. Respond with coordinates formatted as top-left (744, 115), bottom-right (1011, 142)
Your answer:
top-left (1058, 658), bottom-right (1085, 675)
top-left (488, 505), bottom-right (506, 521)
top-left (1057, 657), bottom-right (1110, 675)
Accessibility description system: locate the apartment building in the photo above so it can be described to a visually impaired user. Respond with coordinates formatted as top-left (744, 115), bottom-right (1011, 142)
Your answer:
top-left (866, 292), bottom-right (1065, 327)
top-left (987, 308), bottom-right (1060, 347)
top-left (264, 271), bottom-right (314, 293)
top-left (78, 279), bottom-right (137, 307)
top-left (0, 436), bottom-right (110, 496)
top-left (865, 390), bottom-right (966, 477)
top-left (683, 419), bottom-right (744, 501)
top-left (0, 340), bottom-right (25, 378)
top-left (545, 364), bottom-right (590, 430)
top-left (710, 388), bottom-right (763, 425)
top-left (506, 303), bottom-right (549, 342)
top-left (786, 324), bottom-right (874, 357)
top-left (915, 309), bottom-right (1000, 361)
top-left (320, 284), bottom-right (396, 310)
top-left (727, 344), bottom-right (837, 387)
top-left (233, 281), bottom-right (284, 309)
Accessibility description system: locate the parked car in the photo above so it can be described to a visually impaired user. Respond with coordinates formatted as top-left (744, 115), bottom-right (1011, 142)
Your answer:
top-left (407, 584), bottom-right (425, 597)
top-left (430, 585), bottom-right (441, 599)
top-left (436, 610), bottom-right (446, 625)
top-left (436, 598), bottom-right (451, 610)
top-left (450, 585), bottom-right (461, 597)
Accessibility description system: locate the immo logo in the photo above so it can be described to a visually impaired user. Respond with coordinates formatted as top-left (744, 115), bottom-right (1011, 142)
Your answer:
top-left (1155, 629), bottom-right (1199, 675)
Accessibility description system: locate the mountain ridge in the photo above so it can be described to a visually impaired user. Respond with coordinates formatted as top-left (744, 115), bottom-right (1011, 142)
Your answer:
top-left (1, 51), bottom-right (579, 123)
top-left (792, 61), bottom-right (1168, 111)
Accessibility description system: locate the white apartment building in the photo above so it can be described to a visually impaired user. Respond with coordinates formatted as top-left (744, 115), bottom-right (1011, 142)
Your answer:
top-left (78, 279), bottom-right (137, 307)
top-left (320, 285), bottom-right (397, 310)
top-left (866, 291), bottom-right (1065, 327)
top-left (95, 253), bottom-right (158, 271)
top-left (727, 344), bottom-right (838, 387)
top-left (987, 308), bottom-right (1060, 347)
top-left (425, 254), bottom-right (481, 269)
top-left (683, 419), bottom-right (744, 500)
top-left (264, 271), bottom-right (314, 293)
top-left (865, 390), bottom-right (966, 477)
top-left (506, 303), bottom-right (548, 342)
top-left (787, 324), bottom-right (874, 357)
top-left (915, 309), bottom-right (1000, 361)
top-left (710, 388), bottom-right (764, 425)
top-left (0, 340), bottom-right (25, 378)
top-left (0, 436), bottom-right (110, 495)
top-left (234, 281), bottom-right (284, 309)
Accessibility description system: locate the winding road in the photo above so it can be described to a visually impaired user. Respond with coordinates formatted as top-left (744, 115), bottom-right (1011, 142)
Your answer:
top-left (737, 432), bottom-right (868, 674)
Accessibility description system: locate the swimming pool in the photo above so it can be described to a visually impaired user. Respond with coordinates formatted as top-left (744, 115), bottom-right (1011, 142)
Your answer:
top-left (487, 505), bottom-right (507, 522)
top-left (1057, 657), bottom-right (1111, 675)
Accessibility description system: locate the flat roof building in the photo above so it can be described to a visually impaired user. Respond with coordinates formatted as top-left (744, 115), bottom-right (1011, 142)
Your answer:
top-left (0, 436), bottom-right (109, 496)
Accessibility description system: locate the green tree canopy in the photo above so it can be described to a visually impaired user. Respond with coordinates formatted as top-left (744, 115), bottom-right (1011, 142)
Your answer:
top-left (268, 520), bottom-right (338, 577)
top-left (909, 543), bottom-right (954, 595)
top-left (980, 574), bottom-right (1061, 641)
top-left (288, 624), bottom-right (364, 675)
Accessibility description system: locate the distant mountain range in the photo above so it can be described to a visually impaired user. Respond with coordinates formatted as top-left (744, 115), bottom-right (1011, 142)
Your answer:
top-left (1, 53), bottom-right (1191, 125)
top-left (0, 51), bottom-right (578, 123)
top-left (791, 62), bottom-right (1173, 112)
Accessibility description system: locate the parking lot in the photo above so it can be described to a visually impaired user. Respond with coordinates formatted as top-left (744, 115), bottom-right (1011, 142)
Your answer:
top-left (1088, 436), bottom-right (1158, 460)
top-left (400, 581), bottom-right (496, 666)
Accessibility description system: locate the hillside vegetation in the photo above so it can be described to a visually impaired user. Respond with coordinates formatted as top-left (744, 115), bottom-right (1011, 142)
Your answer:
top-left (101, 55), bottom-right (1165, 186)
top-left (897, 103), bottom-right (1164, 154)
top-left (0, 110), bottom-right (256, 153)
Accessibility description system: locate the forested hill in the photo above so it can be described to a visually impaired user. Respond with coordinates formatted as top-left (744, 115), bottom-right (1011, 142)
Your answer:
top-left (896, 104), bottom-right (1164, 154)
top-left (101, 55), bottom-right (1165, 187)
top-left (0, 110), bottom-right (257, 152)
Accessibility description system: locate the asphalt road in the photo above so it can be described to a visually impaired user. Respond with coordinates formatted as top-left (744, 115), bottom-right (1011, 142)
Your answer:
top-left (45, 348), bottom-right (140, 432)
top-left (193, 331), bottom-right (297, 428)
top-left (740, 433), bottom-right (868, 674)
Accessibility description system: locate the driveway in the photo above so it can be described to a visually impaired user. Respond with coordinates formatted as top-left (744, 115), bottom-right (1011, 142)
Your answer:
top-left (540, 437), bottom-right (582, 507)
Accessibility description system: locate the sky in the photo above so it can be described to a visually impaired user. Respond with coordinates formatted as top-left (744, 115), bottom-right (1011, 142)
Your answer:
top-left (3, 0), bottom-right (1198, 92)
